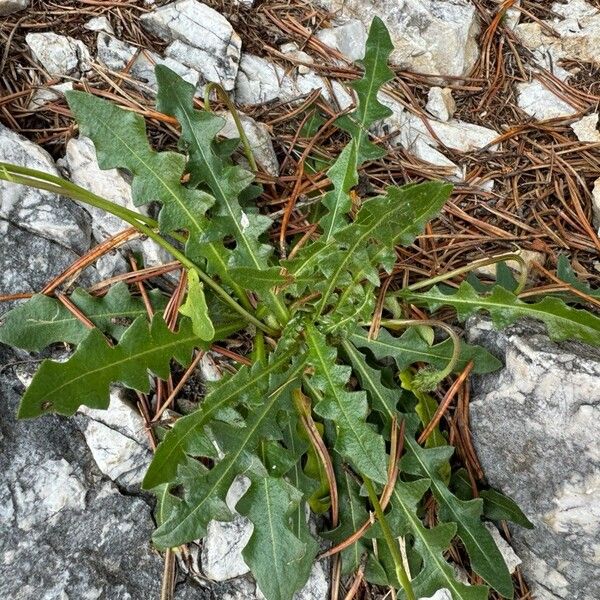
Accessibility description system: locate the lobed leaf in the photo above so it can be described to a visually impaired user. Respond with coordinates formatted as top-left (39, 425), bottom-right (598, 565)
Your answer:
top-left (18, 314), bottom-right (201, 418)
top-left (304, 324), bottom-right (388, 483)
top-left (179, 270), bottom-right (214, 341)
top-left (238, 476), bottom-right (318, 600)
top-left (0, 283), bottom-right (165, 351)
top-left (65, 90), bottom-right (213, 237)
top-left (350, 326), bottom-right (502, 375)
top-left (152, 357), bottom-right (306, 548)
top-left (402, 281), bottom-right (600, 347)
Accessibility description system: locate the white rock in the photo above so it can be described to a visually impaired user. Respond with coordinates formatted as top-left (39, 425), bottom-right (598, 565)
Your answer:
top-left (27, 82), bottom-right (74, 111)
top-left (235, 54), bottom-right (283, 104)
top-left (0, 123), bottom-right (91, 253)
top-left (60, 135), bottom-right (171, 270)
top-left (280, 42), bottom-right (314, 74)
top-left (492, 0), bottom-right (521, 30)
top-left (26, 32), bottom-right (91, 78)
top-left (0, 0), bottom-right (28, 16)
top-left (85, 15), bottom-right (114, 35)
top-left (81, 418), bottom-right (150, 487)
top-left (515, 1), bottom-right (600, 67)
top-left (318, 0), bottom-right (480, 78)
top-left (474, 248), bottom-right (545, 279)
top-left (425, 87), bottom-right (456, 122)
top-left (293, 561), bottom-right (329, 600)
top-left (96, 33), bottom-right (201, 93)
top-left (287, 71), bottom-right (354, 110)
top-left (592, 177), bottom-right (600, 231)
top-left (140, 0), bottom-right (241, 90)
top-left (219, 112), bottom-right (280, 176)
top-left (13, 459), bottom-right (87, 531)
top-left (316, 19), bottom-right (368, 62)
top-left (571, 114), bottom-right (600, 143)
top-left (202, 476), bottom-right (253, 581)
top-left (419, 590), bottom-right (452, 600)
top-left (484, 522), bottom-right (522, 574)
top-left (516, 80), bottom-right (577, 121)
top-left (233, 0), bottom-right (254, 5)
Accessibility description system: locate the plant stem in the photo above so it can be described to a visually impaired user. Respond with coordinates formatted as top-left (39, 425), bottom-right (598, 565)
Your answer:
top-left (363, 477), bottom-right (416, 600)
top-left (203, 83), bottom-right (258, 172)
top-left (389, 252), bottom-right (528, 296)
top-left (0, 163), bottom-right (277, 336)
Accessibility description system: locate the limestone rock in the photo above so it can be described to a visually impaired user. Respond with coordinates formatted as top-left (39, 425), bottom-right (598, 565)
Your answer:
top-left (59, 135), bottom-right (172, 273)
top-left (484, 522), bottom-right (522, 574)
top-left (467, 318), bottom-right (600, 600)
top-left (317, 0), bottom-right (480, 78)
top-left (570, 114), bottom-right (600, 143)
top-left (219, 112), bottom-right (280, 176)
top-left (0, 123), bottom-right (91, 254)
top-left (515, 1), bottom-right (600, 68)
top-left (140, 0), bottom-right (241, 90)
top-left (202, 476), bottom-right (253, 581)
top-left (78, 388), bottom-right (152, 489)
top-left (0, 346), bottom-right (205, 599)
top-left (84, 15), bottom-right (114, 35)
top-left (316, 19), bottom-right (368, 62)
top-left (516, 80), bottom-right (578, 121)
top-left (235, 54), bottom-right (283, 105)
top-left (96, 32), bottom-right (201, 93)
top-left (425, 87), bottom-right (456, 122)
top-left (27, 82), bottom-right (74, 111)
top-left (280, 42), bottom-right (314, 74)
top-left (26, 32), bottom-right (91, 78)
top-left (0, 0), bottom-right (28, 16)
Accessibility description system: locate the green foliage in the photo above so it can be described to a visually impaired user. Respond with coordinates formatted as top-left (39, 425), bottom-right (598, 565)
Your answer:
top-left (402, 281), bottom-right (600, 347)
top-left (3, 16), bottom-right (599, 600)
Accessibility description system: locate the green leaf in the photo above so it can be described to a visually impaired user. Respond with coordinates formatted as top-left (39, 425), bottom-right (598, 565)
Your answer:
top-left (65, 90), bottom-right (213, 236)
top-left (228, 266), bottom-right (286, 295)
top-left (322, 464), bottom-right (369, 575)
top-left (316, 182), bottom-right (452, 316)
top-left (481, 489), bottom-right (534, 529)
top-left (304, 324), bottom-right (388, 483)
top-left (0, 283), bottom-right (166, 351)
top-left (402, 432), bottom-right (514, 598)
top-left (152, 357), bottom-right (306, 548)
top-left (402, 281), bottom-right (600, 347)
top-left (368, 478), bottom-right (488, 600)
top-left (18, 314), bottom-right (201, 418)
top-left (336, 16), bottom-right (394, 163)
top-left (179, 270), bottom-right (215, 341)
top-left (556, 254), bottom-right (600, 299)
top-left (319, 141), bottom-right (358, 240)
top-left (350, 326), bottom-right (502, 375)
top-left (155, 67), bottom-right (269, 269)
top-left (238, 477), bottom-right (318, 600)
top-left (143, 347), bottom-right (298, 489)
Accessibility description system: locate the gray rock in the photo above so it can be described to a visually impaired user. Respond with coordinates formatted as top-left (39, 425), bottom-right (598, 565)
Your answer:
top-left (516, 80), bottom-right (578, 121)
top-left (202, 476), bottom-right (253, 581)
top-left (0, 347), bottom-right (207, 599)
top-left (280, 42), bottom-right (314, 75)
top-left (96, 33), bottom-right (201, 93)
top-left (219, 112), bottom-right (280, 177)
top-left (27, 82), bottom-right (74, 111)
top-left (26, 32), bottom-right (92, 78)
top-left (425, 87), bottom-right (455, 122)
top-left (140, 0), bottom-right (242, 91)
top-left (0, 0), bottom-right (28, 15)
top-left (235, 54), bottom-right (283, 105)
top-left (59, 135), bottom-right (172, 275)
top-left (317, 0), bottom-right (480, 78)
top-left (316, 19), bottom-right (367, 62)
top-left (0, 221), bottom-right (82, 312)
top-left (0, 124), bottom-right (92, 253)
top-left (570, 114), bottom-right (600, 143)
top-left (467, 318), bottom-right (600, 600)
top-left (85, 15), bottom-right (115, 35)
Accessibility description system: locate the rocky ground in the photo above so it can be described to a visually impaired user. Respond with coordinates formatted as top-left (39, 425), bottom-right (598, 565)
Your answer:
top-left (0, 1), bottom-right (599, 599)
